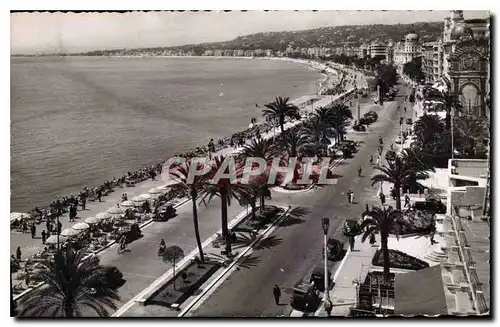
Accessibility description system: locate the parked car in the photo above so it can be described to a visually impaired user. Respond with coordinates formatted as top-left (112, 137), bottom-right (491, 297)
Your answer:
top-left (290, 281), bottom-right (321, 312)
top-left (353, 124), bottom-right (367, 132)
top-left (309, 265), bottom-right (333, 292)
top-left (322, 238), bottom-right (345, 261)
top-left (343, 219), bottom-right (360, 236)
top-left (406, 118), bottom-right (413, 125)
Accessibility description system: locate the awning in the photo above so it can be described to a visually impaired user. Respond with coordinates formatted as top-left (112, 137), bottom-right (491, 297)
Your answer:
top-left (394, 265), bottom-right (448, 316)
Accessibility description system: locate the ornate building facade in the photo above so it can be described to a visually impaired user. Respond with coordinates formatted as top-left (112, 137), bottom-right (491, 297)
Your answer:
top-left (393, 33), bottom-right (421, 73)
top-left (441, 10), bottom-right (490, 117)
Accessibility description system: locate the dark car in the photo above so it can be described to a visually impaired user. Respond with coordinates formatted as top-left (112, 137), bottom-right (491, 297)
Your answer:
top-left (309, 265), bottom-right (333, 292)
top-left (406, 118), bottom-right (413, 125)
top-left (322, 238), bottom-right (345, 261)
top-left (343, 219), bottom-right (360, 236)
top-left (290, 281), bottom-right (321, 312)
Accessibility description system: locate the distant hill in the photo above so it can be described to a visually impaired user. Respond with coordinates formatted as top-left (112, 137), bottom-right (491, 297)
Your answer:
top-left (194, 21), bottom-right (443, 50)
top-left (26, 21), bottom-right (444, 57)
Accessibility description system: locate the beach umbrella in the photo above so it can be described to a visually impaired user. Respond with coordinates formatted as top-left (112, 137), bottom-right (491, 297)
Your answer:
top-left (134, 194), bottom-right (152, 202)
top-left (10, 212), bottom-right (29, 223)
top-left (85, 216), bottom-right (101, 225)
top-left (121, 200), bottom-right (136, 208)
top-left (96, 212), bottom-right (112, 220)
top-left (107, 207), bottom-right (124, 215)
top-left (148, 187), bottom-right (162, 195)
top-left (72, 222), bottom-right (90, 231)
top-left (61, 228), bottom-right (80, 237)
top-left (45, 235), bottom-right (67, 245)
top-left (131, 195), bottom-right (146, 203)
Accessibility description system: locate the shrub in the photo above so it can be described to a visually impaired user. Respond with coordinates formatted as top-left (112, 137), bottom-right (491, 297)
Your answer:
top-left (372, 248), bottom-right (429, 270)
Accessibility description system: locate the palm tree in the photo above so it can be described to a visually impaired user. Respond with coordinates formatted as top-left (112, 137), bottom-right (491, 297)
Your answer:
top-left (359, 206), bottom-right (406, 283)
top-left (275, 129), bottom-right (307, 158)
top-left (300, 117), bottom-right (331, 157)
top-left (371, 154), bottom-right (432, 210)
top-left (239, 138), bottom-right (279, 214)
top-left (263, 96), bottom-right (300, 134)
top-left (414, 114), bottom-right (444, 146)
top-left (202, 156), bottom-right (250, 255)
top-left (329, 103), bottom-right (353, 144)
top-left (18, 247), bottom-right (120, 317)
top-left (168, 160), bottom-right (209, 262)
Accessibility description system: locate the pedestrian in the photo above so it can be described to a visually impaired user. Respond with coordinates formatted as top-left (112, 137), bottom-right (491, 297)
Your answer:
top-left (347, 190), bottom-right (352, 204)
top-left (41, 230), bottom-right (47, 244)
top-left (81, 197), bottom-right (86, 210)
top-left (22, 221), bottom-right (28, 234)
top-left (30, 224), bottom-right (36, 239)
top-left (379, 192), bottom-right (386, 205)
top-left (97, 189), bottom-right (102, 202)
top-left (390, 187), bottom-right (396, 200)
top-left (16, 246), bottom-right (22, 261)
top-left (273, 284), bottom-right (281, 305)
top-left (325, 300), bottom-right (333, 317)
top-left (404, 194), bottom-right (410, 207)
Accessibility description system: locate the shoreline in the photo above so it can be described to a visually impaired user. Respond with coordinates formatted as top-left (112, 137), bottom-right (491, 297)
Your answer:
top-left (11, 57), bottom-right (359, 214)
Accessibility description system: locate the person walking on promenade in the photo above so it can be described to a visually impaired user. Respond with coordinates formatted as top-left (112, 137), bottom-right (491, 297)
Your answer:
top-left (22, 221), bottom-right (28, 234)
top-left (379, 192), bottom-right (386, 206)
top-left (325, 300), bottom-right (333, 317)
top-left (273, 284), bottom-right (281, 305)
top-left (41, 230), bottom-right (47, 244)
top-left (404, 194), bottom-right (410, 208)
top-left (346, 190), bottom-right (352, 204)
top-left (16, 246), bottom-right (22, 261)
top-left (30, 224), bottom-right (36, 239)
top-left (81, 196), bottom-right (86, 211)
top-left (57, 220), bottom-right (62, 234)
top-left (97, 188), bottom-right (102, 202)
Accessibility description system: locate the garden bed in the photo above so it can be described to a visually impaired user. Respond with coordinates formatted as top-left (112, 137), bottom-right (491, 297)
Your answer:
top-left (145, 260), bottom-right (221, 307)
top-left (371, 249), bottom-right (429, 271)
top-left (393, 210), bottom-right (434, 235)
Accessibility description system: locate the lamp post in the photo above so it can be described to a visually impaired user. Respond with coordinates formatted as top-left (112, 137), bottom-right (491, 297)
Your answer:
top-left (57, 215), bottom-right (60, 251)
top-left (321, 217), bottom-right (330, 303)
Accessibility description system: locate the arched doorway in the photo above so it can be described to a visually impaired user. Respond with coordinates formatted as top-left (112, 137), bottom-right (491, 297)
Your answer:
top-left (460, 83), bottom-right (480, 115)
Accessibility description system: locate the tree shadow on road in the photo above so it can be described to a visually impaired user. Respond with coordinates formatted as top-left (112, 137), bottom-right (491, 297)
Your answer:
top-left (279, 206), bottom-right (310, 227)
top-left (233, 234), bottom-right (283, 251)
top-left (236, 254), bottom-right (261, 270)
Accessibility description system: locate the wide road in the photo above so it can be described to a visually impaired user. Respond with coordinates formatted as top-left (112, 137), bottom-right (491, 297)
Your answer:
top-left (189, 82), bottom-right (412, 317)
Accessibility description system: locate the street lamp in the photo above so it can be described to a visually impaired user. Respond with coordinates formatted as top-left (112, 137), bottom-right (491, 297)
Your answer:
top-left (321, 217), bottom-right (330, 303)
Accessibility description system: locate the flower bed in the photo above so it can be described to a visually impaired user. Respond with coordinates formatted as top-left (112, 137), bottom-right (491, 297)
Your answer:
top-left (371, 249), bottom-right (429, 270)
top-left (393, 210), bottom-right (434, 235)
top-left (145, 260), bottom-right (221, 307)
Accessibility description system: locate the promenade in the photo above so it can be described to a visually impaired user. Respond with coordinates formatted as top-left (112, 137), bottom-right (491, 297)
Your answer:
top-left (13, 82), bottom-right (361, 315)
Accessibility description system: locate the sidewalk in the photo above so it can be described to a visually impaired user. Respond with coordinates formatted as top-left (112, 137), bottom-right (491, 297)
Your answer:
top-left (315, 234), bottom-right (379, 317)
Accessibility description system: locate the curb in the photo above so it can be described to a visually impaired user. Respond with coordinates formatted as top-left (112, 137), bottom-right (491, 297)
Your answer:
top-left (112, 206), bottom-right (255, 317)
top-left (313, 245), bottom-right (352, 317)
top-left (178, 206), bottom-right (291, 317)
top-left (13, 196), bottom-right (192, 303)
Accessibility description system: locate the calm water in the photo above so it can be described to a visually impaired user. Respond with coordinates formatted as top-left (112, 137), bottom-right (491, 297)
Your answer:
top-left (11, 56), bottom-right (320, 211)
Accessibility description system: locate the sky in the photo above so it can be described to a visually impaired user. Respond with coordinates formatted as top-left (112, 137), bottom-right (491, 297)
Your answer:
top-left (10, 10), bottom-right (490, 54)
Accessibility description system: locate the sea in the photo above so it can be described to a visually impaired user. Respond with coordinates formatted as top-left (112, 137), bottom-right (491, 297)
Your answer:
top-left (11, 56), bottom-right (321, 212)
